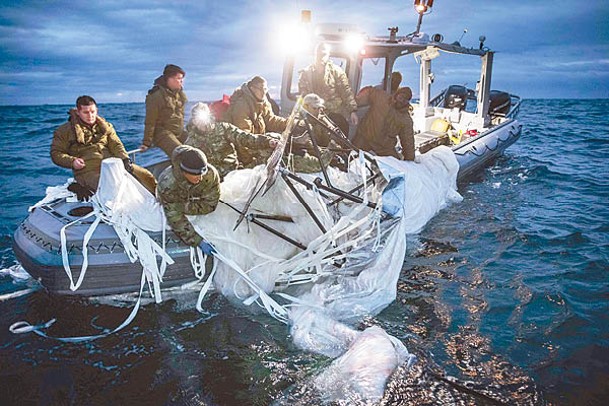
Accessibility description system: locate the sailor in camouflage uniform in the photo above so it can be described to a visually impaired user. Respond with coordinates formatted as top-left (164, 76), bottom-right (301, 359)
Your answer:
top-left (51, 95), bottom-right (157, 195)
top-left (156, 145), bottom-right (220, 250)
top-left (140, 64), bottom-right (188, 157)
top-left (185, 102), bottom-right (278, 180)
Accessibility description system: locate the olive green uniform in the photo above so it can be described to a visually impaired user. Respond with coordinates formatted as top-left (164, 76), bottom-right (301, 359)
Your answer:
top-left (223, 83), bottom-right (287, 135)
top-left (222, 83), bottom-right (287, 166)
top-left (143, 85), bottom-right (188, 156)
top-left (353, 86), bottom-right (415, 161)
top-left (156, 146), bottom-right (221, 247)
top-left (298, 62), bottom-right (358, 120)
top-left (51, 110), bottom-right (157, 193)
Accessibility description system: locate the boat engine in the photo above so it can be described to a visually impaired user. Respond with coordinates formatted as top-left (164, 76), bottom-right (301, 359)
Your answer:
top-left (443, 85), bottom-right (468, 110)
top-left (489, 90), bottom-right (511, 116)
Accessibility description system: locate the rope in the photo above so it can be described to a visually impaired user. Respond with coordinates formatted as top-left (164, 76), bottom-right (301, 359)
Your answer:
top-left (10, 271), bottom-right (147, 342)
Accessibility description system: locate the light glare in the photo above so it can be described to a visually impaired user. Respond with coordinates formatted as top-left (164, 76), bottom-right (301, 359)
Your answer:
top-left (344, 34), bottom-right (364, 54)
top-left (276, 24), bottom-right (311, 55)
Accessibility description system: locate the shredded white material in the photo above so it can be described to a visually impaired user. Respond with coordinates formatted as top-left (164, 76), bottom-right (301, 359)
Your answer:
top-left (28, 178), bottom-right (76, 212)
top-left (59, 158), bottom-right (174, 302)
top-left (15, 146), bottom-right (462, 401)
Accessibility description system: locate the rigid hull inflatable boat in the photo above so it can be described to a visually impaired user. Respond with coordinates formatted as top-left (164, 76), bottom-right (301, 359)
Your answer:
top-left (13, 10), bottom-right (522, 297)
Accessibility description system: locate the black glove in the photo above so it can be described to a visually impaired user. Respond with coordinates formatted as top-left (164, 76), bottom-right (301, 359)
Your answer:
top-left (123, 158), bottom-right (134, 173)
top-left (67, 182), bottom-right (94, 201)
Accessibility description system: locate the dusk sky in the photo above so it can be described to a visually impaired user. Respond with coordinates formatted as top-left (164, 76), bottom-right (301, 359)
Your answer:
top-left (1, 0), bottom-right (607, 106)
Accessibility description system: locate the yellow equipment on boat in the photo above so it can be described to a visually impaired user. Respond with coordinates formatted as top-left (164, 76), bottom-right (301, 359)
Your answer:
top-left (431, 118), bottom-right (451, 133)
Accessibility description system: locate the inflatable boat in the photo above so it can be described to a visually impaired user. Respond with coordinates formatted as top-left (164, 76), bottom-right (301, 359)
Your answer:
top-left (13, 10), bottom-right (522, 298)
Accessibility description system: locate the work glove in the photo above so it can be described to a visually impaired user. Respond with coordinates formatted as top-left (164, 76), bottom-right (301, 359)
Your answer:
top-left (123, 158), bottom-right (134, 174)
top-left (199, 240), bottom-right (216, 256)
top-left (67, 182), bottom-right (94, 201)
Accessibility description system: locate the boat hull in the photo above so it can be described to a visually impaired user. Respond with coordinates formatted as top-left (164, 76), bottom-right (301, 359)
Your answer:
top-left (12, 199), bottom-right (198, 296)
top-left (454, 119), bottom-right (522, 180)
top-left (13, 120), bottom-right (521, 296)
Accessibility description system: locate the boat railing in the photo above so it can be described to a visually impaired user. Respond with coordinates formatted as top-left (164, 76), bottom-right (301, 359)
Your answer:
top-left (506, 94), bottom-right (521, 119)
top-left (126, 148), bottom-right (142, 163)
top-left (429, 92), bottom-right (445, 108)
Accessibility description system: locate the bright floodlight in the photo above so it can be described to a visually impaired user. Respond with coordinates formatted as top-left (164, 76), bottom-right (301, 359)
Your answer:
top-left (190, 102), bottom-right (213, 131)
top-left (414, 0), bottom-right (434, 14)
top-left (344, 33), bottom-right (364, 54)
top-left (276, 24), bottom-right (311, 55)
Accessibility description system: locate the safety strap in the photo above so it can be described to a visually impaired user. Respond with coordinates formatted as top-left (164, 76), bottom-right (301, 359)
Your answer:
top-left (9, 271), bottom-right (147, 342)
top-left (59, 209), bottom-right (100, 291)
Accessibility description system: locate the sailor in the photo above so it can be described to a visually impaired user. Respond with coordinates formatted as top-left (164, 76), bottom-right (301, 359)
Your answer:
top-left (384, 71), bottom-right (403, 95)
top-left (185, 102), bottom-right (278, 180)
top-left (352, 86), bottom-right (415, 161)
top-left (356, 71), bottom-right (402, 108)
top-left (298, 42), bottom-right (358, 137)
top-left (156, 145), bottom-right (221, 254)
top-left (299, 93), bottom-right (336, 148)
top-left (139, 64), bottom-right (188, 156)
top-left (222, 75), bottom-right (287, 166)
top-left (50, 95), bottom-right (157, 199)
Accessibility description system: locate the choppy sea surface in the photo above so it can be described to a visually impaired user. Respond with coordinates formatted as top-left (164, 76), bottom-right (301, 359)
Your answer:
top-left (0, 99), bottom-right (608, 405)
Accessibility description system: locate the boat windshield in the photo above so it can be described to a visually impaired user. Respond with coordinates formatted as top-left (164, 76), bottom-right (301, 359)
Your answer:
top-left (359, 57), bottom-right (387, 91)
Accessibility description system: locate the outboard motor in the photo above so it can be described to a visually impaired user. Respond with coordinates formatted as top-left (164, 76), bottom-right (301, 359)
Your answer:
top-left (443, 85), bottom-right (468, 110)
top-left (489, 90), bottom-right (511, 116)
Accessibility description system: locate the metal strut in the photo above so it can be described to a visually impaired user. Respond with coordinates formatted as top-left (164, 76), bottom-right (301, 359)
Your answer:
top-left (282, 172), bottom-right (327, 234)
top-left (313, 178), bottom-right (378, 210)
top-left (327, 171), bottom-right (382, 207)
top-left (246, 214), bottom-right (307, 250)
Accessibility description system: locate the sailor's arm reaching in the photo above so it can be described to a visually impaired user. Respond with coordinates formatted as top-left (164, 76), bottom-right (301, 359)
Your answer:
top-left (157, 146), bottom-right (221, 247)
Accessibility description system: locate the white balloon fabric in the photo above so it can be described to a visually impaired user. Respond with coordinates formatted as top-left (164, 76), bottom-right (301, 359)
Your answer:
top-left (52, 148), bottom-right (461, 402)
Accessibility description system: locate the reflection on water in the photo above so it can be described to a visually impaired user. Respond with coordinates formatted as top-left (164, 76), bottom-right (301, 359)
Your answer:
top-left (385, 239), bottom-right (546, 405)
top-left (2, 100), bottom-right (609, 404)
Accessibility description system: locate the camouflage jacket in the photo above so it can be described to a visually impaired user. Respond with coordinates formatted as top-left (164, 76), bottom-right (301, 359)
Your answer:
top-left (143, 84), bottom-right (188, 147)
top-left (184, 122), bottom-right (274, 179)
top-left (51, 110), bottom-right (129, 176)
top-left (222, 83), bottom-right (286, 134)
top-left (298, 62), bottom-right (358, 118)
top-left (354, 86), bottom-right (415, 160)
top-left (156, 145), bottom-right (221, 247)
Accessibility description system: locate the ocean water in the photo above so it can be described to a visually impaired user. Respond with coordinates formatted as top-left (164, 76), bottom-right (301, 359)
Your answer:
top-left (0, 99), bottom-right (608, 405)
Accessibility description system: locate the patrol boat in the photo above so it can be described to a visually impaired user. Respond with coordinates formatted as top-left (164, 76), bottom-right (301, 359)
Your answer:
top-left (12, 2), bottom-right (522, 297)
top-left (279, 5), bottom-right (522, 180)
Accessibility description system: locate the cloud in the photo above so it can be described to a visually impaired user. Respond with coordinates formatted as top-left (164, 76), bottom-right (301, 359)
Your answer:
top-left (1, 0), bottom-right (608, 105)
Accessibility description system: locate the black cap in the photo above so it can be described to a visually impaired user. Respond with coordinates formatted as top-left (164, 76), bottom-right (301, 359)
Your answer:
top-left (179, 149), bottom-right (208, 175)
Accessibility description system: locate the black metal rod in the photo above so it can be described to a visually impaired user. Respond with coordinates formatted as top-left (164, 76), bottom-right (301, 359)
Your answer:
top-left (303, 118), bottom-right (333, 188)
top-left (250, 213), bottom-right (294, 223)
top-left (303, 110), bottom-right (355, 150)
top-left (314, 178), bottom-right (378, 210)
top-left (282, 170), bottom-right (332, 200)
top-left (222, 199), bottom-right (294, 223)
top-left (282, 173), bottom-right (327, 234)
top-left (248, 216), bottom-right (307, 250)
top-left (327, 172), bottom-right (382, 207)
